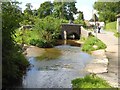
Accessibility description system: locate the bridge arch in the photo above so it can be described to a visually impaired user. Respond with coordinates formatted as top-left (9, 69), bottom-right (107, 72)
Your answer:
top-left (67, 32), bottom-right (80, 39)
top-left (61, 24), bottom-right (81, 40)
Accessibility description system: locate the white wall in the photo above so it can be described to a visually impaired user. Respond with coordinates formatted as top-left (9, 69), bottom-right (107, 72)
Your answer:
top-left (89, 22), bottom-right (105, 27)
top-left (117, 17), bottom-right (120, 32)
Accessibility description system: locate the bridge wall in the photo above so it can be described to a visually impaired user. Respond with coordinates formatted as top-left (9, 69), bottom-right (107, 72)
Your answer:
top-left (61, 24), bottom-right (81, 39)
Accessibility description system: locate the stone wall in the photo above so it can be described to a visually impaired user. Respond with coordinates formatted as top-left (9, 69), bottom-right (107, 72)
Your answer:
top-left (81, 27), bottom-right (91, 38)
top-left (61, 24), bottom-right (81, 39)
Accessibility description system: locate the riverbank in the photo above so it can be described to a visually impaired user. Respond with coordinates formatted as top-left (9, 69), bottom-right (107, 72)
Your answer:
top-left (95, 31), bottom-right (119, 88)
top-left (23, 45), bottom-right (45, 57)
top-left (84, 30), bottom-right (119, 88)
top-left (85, 49), bottom-right (108, 74)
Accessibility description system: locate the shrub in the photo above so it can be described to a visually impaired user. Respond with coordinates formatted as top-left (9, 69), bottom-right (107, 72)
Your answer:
top-left (71, 74), bottom-right (111, 88)
top-left (2, 47), bottom-right (29, 87)
top-left (30, 39), bottom-right (54, 48)
top-left (114, 32), bottom-right (120, 37)
top-left (81, 36), bottom-right (107, 52)
top-left (33, 16), bottom-right (61, 48)
top-left (60, 19), bottom-right (69, 23)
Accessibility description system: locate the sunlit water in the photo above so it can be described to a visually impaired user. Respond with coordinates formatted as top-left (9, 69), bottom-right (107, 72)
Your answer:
top-left (14, 40), bottom-right (94, 88)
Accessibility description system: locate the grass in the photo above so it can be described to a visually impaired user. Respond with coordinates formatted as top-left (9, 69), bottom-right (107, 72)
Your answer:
top-left (71, 74), bottom-right (112, 88)
top-left (80, 36), bottom-right (87, 42)
top-left (105, 21), bottom-right (120, 38)
top-left (81, 36), bottom-right (107, 52)
top-left (105, 21), bottom-right (117, 33)
top-left (36, 48), bottom-right (62, 60)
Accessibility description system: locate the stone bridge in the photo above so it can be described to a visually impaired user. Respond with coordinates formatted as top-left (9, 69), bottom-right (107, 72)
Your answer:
top-left (61, 24), bottom-right (81, 39)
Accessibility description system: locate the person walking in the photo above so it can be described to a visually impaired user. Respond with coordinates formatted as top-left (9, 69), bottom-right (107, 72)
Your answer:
top-left (98, 23), bottom-right (101, 33)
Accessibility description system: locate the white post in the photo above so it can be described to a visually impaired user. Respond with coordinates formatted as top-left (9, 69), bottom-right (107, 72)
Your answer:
top-left (117, 17), bottom-right (120, 32)
top-left (64, 30), bottom-right (67, 40)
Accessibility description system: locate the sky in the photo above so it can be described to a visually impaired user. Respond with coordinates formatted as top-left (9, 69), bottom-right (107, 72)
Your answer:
top-left (17, 0), bottom-right (96, 20)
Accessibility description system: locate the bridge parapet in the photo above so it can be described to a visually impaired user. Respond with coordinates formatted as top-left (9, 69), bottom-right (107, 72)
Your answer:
top-left (61, 23), bottom-right (82, 39)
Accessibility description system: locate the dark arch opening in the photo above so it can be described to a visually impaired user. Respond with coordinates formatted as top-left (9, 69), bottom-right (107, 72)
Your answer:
top-left (67, 32), bottom-right (80, 40)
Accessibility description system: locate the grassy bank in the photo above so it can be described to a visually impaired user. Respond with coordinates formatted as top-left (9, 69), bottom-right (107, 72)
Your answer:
top-left (105, 21), bottom-right (120, 37)
top-left (81, 35), bottom-right (107, 52)
top-left (105, 21), bottom-right (117, 33)
top-left (71, 74), bottom-right (112, 88)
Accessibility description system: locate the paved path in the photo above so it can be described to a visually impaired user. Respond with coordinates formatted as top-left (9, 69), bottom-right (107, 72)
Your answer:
top-left (92, 30), bottom-right (120, 87)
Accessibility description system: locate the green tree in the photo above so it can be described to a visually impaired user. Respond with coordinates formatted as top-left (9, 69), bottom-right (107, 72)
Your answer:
top-left (77, 11), bottom-right (84, 20)
top-left (53, 1), bottom-right (67, 19)
top-left (24, 3), bottom-right (33, 15)
top-left (21, 3), bottom-right (37, 25)
top-left (93, 1), bottom-right (120, 22)
top-left (2, 1), bottom-right (29, 87)
top-left (37, 1), bottom-right (53, 18)
top-left (53, 0), bottom-right (77, 20)
top-left (67, 2), bottom-right (77, 20)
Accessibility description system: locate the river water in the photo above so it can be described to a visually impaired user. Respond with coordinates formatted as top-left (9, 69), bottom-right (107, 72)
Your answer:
top-left (14, 40), bottom-right (94, 88)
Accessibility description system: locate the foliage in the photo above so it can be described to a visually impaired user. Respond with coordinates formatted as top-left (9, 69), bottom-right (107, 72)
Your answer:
top-left (93, 1), bottom-right (120, 22)
top-left (21, 3), bottom-right (39, 26)
top-left (37, 0), bottom-right (78, 20)
top-left (60, 19), bottom-right (69, 23)
top-left (15, 16), bottom-right (62, 48)
top-left (105, 21), bottom-right (117, 32)
top-left (37, 1), bottom-right (53, 18)
top-left (30, 39), bottom-right (54, 48)
top-left (80, 36), bottom-right (87, 42)
top-left (24, 3), bottom-right (33, 15)
top-left (33, 16), bottom-right (61, 47)
top-left (20, 13), bottom-right (38, 26)
top-left (74, 19), bottom-right (85, 26)
top-left (74, 11), bottom-right (86, 27)
top-left (2, 1), bottom-right (29, 87)
top-left (114, 32), bottom-right (120, 38)
top-left (14, 29), bottom-right (40, 44)
top-left (71, 74), bottom-right (111, 88)
top-left (53, 1), bottom-right (77, 20)
top-left (81, 36), bottom-right (107, 52)
top-left (77, 11), bottom-right (84, 20)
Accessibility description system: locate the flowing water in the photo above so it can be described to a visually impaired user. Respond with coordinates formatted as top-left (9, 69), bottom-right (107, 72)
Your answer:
top-left (14, 40), bottom-right (94, 88)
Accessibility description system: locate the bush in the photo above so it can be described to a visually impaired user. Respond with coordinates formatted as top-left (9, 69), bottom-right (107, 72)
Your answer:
top-left (2, 46), bottom-right (29, 87)
top-left (30, 39), bottom-right (54, 48)
top-left (71, 74), bottom-right (111, 88)
top-left (60, 19), bottom-right (69, 23)
top-left (114, 32), bottom-right (120, 37)
top-left (81, 36), bottom-right (107, 52)
top-left (33, 16), bottom-right (61, 48)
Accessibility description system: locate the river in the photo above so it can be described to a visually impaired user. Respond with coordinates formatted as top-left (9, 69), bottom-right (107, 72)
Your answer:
top-left (13, 40), bottom-right (94, 88)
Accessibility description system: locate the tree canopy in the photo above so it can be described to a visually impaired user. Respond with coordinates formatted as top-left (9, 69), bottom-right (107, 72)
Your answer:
top-left (37, 0), bottom-right (77, 20)
top-left (37, 1), bottom-right (53, 18)
top-left (2, 1), bottom-right (29, 87)
top-left (53, 1), bottom-right (77, 20)
top-left (24, 3), bottom-right (33, 15)
top-left (93, 1), bottom-right (120, 22)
